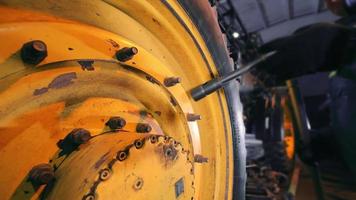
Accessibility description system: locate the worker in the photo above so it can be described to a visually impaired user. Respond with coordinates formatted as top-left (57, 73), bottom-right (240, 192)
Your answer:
top-left (255, 0), bottom-right (356, 178)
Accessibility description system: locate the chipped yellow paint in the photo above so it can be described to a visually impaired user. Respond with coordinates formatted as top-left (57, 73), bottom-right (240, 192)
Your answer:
top-left (45, 133), bottom-right (194, 200)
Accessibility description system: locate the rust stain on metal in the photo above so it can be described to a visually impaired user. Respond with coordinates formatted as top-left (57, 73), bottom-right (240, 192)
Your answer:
top-left (152, 18), bottom-right (161, 26)
top-left (93, 151), bottom-right (110, 170)
top-left (48, 72), bottom-right (77, 89)
top-left (79, 178), bottom-right (89, 191)
top-left (33, 72), bottom-right (77, 96)
top-left (33, 87), bottom-right (49, 96)
top-left (155, 143), bottom-right (178, 168)
top-left (78, 60), bottom-right (95, 71)
top-left (106, 39), bottom-right (120, 48)
top-left (60, 97), bottom-right (86, 118)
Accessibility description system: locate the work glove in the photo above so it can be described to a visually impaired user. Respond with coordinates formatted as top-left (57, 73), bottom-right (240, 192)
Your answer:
top-left (254, 23), bottom-right (356, 86)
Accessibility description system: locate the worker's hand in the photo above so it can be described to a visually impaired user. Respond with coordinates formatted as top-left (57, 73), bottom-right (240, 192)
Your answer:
top-left (254, 23), bottom-right (356, 86)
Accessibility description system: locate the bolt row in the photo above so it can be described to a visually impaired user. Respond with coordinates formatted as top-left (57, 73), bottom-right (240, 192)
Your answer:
top-left (84, 134), bottom-right (180, 200)
top-left (29, 108), bottom-right (201, 186)
top-left (105, 117), bottom-right (152, 133)
top-left (20, 41), bottom-right (182, 88)
top-left (29, 127), bottom-right (190, 200)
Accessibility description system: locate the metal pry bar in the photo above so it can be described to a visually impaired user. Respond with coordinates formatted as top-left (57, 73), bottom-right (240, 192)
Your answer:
top-left (190, 51), bottom-right (276, 101)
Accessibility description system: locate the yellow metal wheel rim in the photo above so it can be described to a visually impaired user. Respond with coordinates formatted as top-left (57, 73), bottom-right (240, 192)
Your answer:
top-left (0, 1), bottom-right (234, 199)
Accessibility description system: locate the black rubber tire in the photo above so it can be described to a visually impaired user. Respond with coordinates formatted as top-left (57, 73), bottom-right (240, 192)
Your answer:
top-left (171, 1), bottom-right (247, 199)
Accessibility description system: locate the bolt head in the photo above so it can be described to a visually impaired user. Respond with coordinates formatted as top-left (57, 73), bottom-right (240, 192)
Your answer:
top-left (134, 139), bottom-right (144, 149)
top-left (115, 47), bottom-right (138, 62)
top-left (186, 113), bottom-right (201, 122)
top-left (106, 117), bottom-right (126, 130)
top-left (163, 145), bottom-right (177, 160)
top-left (99, 169), bottom-right (112, 181)
top-left (130, 47), bottom-right (138, 54)
top-left (150, 135), bottom-right (158, 143)
top-left (29, 163), bottom-right (55, 185)
top-left (21, 40), bottom-right (48, 65)
top-left (136, 123), bottom-right (152, 133)
top-left (117, 150), bottom-right (129, 161)
top-left (164, 77), bottom-right (181, 87)
top-left (70, 128), bottom-right (91, 145)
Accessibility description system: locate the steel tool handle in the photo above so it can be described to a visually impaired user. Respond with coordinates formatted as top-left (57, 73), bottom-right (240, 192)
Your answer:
top-left (191, 51), bottom-right (276, 101)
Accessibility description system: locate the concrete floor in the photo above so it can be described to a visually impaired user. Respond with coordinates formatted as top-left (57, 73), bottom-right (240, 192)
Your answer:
top-left (296, 162), bottom-right (356, 200)
top-left (296, 166), bottom-right (317, 200)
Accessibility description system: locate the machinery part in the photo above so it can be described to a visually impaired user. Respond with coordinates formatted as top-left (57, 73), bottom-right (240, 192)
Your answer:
top-left (20, 40), bottom-right (48, 65)
top-left (57, 128), bottom-right (92, 150)
top-left (191, 51), bottom-right (276, 101)
top-left (246, 160), bottom-right (289, 200)
top-left (0, 0), bottom-right (242, 199)
top-left (28, 164), bottom-right (55, 186)
top-left (115, 47), bottom-right (138, 62)
top-left (105, 117), bottom-right (126, 130)
top-left (177, 0), bottom-right (247, 198)
top-left (134, 139), bottom-right (144, 149)
top-left (136, 123), bottom-right (152, 133)
top-left (243, 88), bottom-right (295, 173)
top-left (263, 95), bottom-right (296, 173)
top-left (287, 80), bottom-right (326, 200)
top-left (194, 154), bottom-right (209, 163)
top-left (186, 113), bottom-right (201, 122)
top-left (164, 77), bottom-right (181, 87)
top-left (44, 133), bottom-right (194, 200)
top-left (117, 150), bottom-right (129, 161)
top-left (99, 168), bottom-right (112, 181)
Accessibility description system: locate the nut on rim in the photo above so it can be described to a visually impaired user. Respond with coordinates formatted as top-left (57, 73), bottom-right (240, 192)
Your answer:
top-left (134, 139), bottom-right (144, 149)
top-left (21, 40), bottom-right (48, 65)
top-left (186, 113), bottom-right (201, 121)
top-left (117, 150), bottom-right (129, 161)
top-left (163, 145), bottom-right (177, 160)
top-left (29, 163), bottom-right (55, 185)
top-left (70, 128), bottom-right (91, 145)
top-left (150, 135), bottom-right (158, 143)
top-left (115, 47), bottom-right (138, 62)
top-left (194, 154), bottom-right (209, 163)
top-left (136, 123), bottom-right (152, 133)
top-left (106, 117), bottom-right (126, 130)
top-left (164, 77), bottom-right (181, 87)
top-left (99, 168), bottom-right (112, 181)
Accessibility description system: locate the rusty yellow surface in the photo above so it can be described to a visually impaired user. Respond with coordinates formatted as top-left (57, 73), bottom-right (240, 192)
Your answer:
top-left (44, 133), bottom-right (194, 200)
top-left (0, 1), bottom-right (234, 199)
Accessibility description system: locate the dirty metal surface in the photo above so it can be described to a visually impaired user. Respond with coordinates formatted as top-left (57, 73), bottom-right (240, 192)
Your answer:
top-left (44, 133), bottom-right (194, 200)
